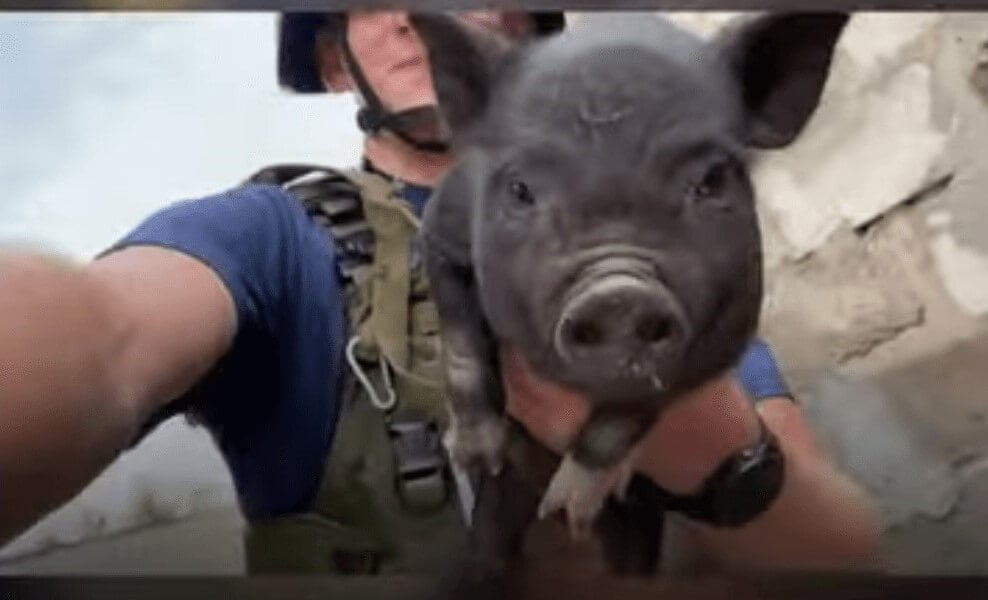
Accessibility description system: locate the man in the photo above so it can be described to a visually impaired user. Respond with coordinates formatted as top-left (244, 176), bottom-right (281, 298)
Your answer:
top-left (0, 10), bottom-right (879, 576)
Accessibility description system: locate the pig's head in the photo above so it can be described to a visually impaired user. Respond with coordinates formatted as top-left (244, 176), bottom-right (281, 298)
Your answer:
top-left (415, 12), bottom-right (847, 401)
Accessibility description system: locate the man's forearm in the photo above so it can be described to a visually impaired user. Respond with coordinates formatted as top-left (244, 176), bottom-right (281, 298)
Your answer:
top-left (684, 398), bottom-right (882, 571)
top-left (0, 251), bottom-right (141, 544)
top-left (502, 349), bottom-right (881, 571)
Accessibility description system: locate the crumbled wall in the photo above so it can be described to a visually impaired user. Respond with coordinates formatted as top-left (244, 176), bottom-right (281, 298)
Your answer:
top-left (657, 12), bottom-right (988, 379)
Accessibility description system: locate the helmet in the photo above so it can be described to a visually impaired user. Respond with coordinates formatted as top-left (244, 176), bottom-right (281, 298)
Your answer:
top-left (276, 12), bottom-right (565, 94)
top-left (275, 11), bottom-right (565, 153)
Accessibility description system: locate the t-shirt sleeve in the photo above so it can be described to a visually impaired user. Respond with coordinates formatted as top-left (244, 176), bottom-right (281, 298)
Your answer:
top-left (102, 183), bottom-right (318, 338)
top-left (735, 337), bottom-right (794, 403)
top-left (102, 183), bottom-right (346, 447)
top-left (103, 183), bottom-right (349, 516)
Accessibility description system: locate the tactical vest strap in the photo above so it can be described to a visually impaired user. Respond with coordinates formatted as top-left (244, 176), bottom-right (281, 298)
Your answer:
top-left (239, 163), bottom-right (465, 575)
top-left (344, 171), bottom-right (448, 425)
top-left (347, 171), bottom-right (416, 367)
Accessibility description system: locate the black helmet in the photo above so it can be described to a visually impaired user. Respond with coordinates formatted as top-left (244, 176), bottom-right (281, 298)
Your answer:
top-left (275, 11), bottom-right (565, 153)
top-left (276, 11), bottom-right (566, 94)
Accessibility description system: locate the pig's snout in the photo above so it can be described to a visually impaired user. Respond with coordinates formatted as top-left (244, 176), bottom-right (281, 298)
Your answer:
top-left (554, 274), bottom-right (688, 378)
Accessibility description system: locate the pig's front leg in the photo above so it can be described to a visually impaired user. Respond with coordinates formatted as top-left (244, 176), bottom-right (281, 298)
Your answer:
top-left (537, 404), bottom-right (658, 538)
top-left (425, 250), bottom-right (508, 475)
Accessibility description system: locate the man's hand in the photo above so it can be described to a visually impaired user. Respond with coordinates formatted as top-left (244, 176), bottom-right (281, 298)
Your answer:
top-left (500, 346), bottom-right (881, 571)
top-left (501, 348), bottom-right (761, 495)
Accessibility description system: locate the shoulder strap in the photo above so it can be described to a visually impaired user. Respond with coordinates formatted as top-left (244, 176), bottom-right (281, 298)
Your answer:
top-left (245, 163), bottom-right (375, 280)
top-left (245, 163), bottom-right (445, 407)
top-left (238, 165), bottom-right (464, 577)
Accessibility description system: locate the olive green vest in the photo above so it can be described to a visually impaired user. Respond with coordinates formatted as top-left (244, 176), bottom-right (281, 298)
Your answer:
top-left (239, 164), bottom-right (469, 576)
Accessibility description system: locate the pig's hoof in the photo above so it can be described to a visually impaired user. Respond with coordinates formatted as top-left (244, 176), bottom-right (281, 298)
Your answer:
top-left (537, 454), bottom-right (610, 540)
top-left (443, 415), bottom-right (507, 475)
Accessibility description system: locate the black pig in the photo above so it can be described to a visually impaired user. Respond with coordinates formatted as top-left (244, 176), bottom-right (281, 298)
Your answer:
top-left (412, 11), bottom-right (848, 577)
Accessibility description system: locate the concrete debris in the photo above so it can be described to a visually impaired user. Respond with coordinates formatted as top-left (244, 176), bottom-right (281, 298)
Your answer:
top-left (969, 41), bottom-right (988, 104)
top-left (802, 372), bottom-right (961, 528)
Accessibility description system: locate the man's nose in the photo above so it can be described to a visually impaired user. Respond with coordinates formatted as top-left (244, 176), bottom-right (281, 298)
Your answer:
top-left (393, 12), bottom-right (412, 36)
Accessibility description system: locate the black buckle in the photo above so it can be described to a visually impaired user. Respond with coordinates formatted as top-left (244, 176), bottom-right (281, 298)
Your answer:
top-left (387, 419), bottom-right (449, 513)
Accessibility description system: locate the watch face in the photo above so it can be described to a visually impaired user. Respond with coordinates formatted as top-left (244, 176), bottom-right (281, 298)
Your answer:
top-left (657, 418), bottom-right (786, 528)
top-left (712, 432), bottom-right (786, 527)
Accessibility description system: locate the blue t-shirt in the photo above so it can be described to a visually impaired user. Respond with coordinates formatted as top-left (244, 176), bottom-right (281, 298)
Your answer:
top-left (108, 183), bottom-right (347, 519)
top-left (107, 179), bottom-right (791, 520)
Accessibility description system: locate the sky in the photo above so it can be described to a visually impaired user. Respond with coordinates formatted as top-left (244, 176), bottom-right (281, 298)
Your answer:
top-left (0, 12), bottom-right (365, 258)
top-left (0, 13), bottom-right (366, 560)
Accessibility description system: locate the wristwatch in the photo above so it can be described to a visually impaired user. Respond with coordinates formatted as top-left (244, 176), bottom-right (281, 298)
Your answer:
top-left (655, 415), bottom-right (785, 527)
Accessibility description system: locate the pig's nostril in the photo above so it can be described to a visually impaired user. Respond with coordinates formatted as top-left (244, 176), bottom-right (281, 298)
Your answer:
top-left (635, 315), bottom-right (672, 344)
top-left (569, 320), bottom-right (604, 347)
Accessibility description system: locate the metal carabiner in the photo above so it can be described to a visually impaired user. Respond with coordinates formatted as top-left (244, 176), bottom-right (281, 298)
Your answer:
top-left (345, 336), bottom-right (397, 411)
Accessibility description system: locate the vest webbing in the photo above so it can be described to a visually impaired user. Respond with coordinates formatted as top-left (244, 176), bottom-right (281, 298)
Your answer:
top-left (238, 164), bottom-right (466, 576)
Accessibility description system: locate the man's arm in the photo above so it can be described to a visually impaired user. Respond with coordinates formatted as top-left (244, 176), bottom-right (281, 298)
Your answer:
top-left (706, 395), bottom-right (883, 570)
top-left (646, 389), bottom-right (881, 571)
top-left (0, 246), bottom-right (235, 544)
top-left (502, 351), bottom-right (881, 572)
top-left (662, 340), bottom-right (881, 571)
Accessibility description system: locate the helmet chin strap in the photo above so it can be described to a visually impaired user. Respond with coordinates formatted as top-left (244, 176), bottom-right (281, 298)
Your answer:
top-left (338, 19), bottom-right (451, 155)
top-left (354, 105), bottom-right (451, 154)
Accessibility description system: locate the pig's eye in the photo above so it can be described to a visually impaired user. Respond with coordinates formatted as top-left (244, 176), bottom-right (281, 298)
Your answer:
top-left (508, 180), bottom-right (536, 207)
top-left (689, 161), bottom-right (730, 205)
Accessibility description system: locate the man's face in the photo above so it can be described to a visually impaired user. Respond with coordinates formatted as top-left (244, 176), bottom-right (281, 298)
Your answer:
top-left (340, 11), bottom-right (526, 112)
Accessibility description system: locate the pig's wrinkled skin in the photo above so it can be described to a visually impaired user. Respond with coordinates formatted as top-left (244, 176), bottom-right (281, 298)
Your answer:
top-left (413, 11), bottom-right (849, 579)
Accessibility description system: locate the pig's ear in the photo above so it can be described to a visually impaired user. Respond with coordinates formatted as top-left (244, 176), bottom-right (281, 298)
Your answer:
top-left (714, 12), bottom-right (849, 149)
top-left (409, 13), bottom-right (516, 137)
